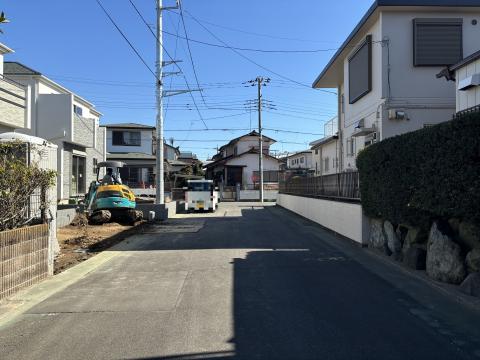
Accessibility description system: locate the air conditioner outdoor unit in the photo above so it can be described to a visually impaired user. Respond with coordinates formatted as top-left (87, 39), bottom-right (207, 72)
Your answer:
top-left (388, 109), bottom-right (407, 120)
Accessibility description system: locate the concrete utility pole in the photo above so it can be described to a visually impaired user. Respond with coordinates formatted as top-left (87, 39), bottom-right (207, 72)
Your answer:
top-left (257, 76), bottom-right (264, 203)
top-left (155, 0), bottom-right (164, 205)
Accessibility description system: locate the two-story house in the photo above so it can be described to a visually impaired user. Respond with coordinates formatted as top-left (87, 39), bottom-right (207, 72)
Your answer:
top-left (205, 131), bottom-right (280, 187)
top-left (4, 62), bottom-right (105, 201)
top-left (0, 44), bottom-right (30, 133)
top-left (312, 0), bottom-right (480, 171)
top-left (105, 123), bottom-right (188, 187)
top-left (285, 151), bottom-right (314, 171)
top-left (310, 116), bottom-right (340, 176)
top-left (105, 123), bottom-right (156, 187)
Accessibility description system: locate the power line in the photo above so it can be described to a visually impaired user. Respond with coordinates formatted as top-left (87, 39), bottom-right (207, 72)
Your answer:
top-left (162, 28), bottom-right (342, 53)
top-left (128, 0), bottom-right (208, 130)
top-left (178, 1), bottom-right (208, 108)
top-left (183, 9), bottom-right (336, 94)
top-left (164, 127), bottom-right (324, 136)
top-left (94, 0), bottom-right (159, 81)
top-left (180, 12), bottom-right (341, 44)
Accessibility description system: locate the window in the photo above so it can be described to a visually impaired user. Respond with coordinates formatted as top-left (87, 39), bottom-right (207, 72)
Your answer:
top-left (300, 157), bottom-right (304, 164)
top-left (413, 18), bottom-right (462, 66)
top-left (324, 157), bottom-right (330, 172)
top-left (233, 146), bottom-right (238, 156)
top-left (348, 35), bottom-right (372, 104)
top-left (73, 105), bottom-right (83, 116)
top-left (112, 131), bottom-right (141, 146)
top-left (93, 158), bottom-right (98, 174)
top-left (315, 149), bottom-right (319, 155)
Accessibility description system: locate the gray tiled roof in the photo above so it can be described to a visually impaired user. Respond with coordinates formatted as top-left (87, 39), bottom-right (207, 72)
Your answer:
top-left (104, 123), bottom-right (155, 129)
top-left (4, 62), bottom-right (41, 76)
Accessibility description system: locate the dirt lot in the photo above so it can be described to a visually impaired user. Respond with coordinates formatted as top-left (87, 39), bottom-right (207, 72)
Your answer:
top-left (55, 217), bottom-right (145, 274)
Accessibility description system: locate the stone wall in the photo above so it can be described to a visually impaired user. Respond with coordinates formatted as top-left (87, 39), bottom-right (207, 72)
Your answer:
top-left (368, 218), bottom-right (480, 298)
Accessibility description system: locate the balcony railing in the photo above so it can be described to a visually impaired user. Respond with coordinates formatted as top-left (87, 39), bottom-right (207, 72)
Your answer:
top-left (0, 75), bottom-right (27, 129)
top-left (279, 171), bottom-right (360, 201)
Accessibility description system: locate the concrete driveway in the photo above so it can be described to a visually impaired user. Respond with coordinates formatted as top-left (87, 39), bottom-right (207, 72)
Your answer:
top-left (1, 202), bottom-right (480, 360)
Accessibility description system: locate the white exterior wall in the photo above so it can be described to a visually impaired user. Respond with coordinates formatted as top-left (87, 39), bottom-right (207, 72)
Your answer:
top-left (223, 136), bottom-right (274, 157)
top-left (287, 152), bottom-right (313, 170)
top-left (106, 128), bottom-right (153, 155)
top-left (277, 193), bottom-right (369, 245)
top-left (313, 140), bottom-right (339, 176)
top-left (342, 17), bottom-right (383, 171)
top-left (227, 153), bottom-right (279, 185)
top-left (456, 57), bottom-right (480, 112)
top-left (338, 9), bottom-right (480, 170)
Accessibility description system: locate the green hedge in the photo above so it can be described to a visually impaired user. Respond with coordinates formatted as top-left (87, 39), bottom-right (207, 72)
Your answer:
top-left (356, 113), bottom-right (480, 226)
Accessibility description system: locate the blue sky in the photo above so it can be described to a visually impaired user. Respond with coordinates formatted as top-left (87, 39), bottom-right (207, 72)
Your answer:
top-left (3, 0), bottom-right (372, 160)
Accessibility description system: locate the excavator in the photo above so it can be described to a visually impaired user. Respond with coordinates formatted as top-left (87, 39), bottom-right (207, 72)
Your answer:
top-left (85, 161), bottom-right (143, 225)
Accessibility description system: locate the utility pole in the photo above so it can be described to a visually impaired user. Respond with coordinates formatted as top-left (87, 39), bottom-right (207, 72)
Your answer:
top-left (155, 0), bottom-right (164, 205)
top-left (246, 77), bottom-right (271, 202)
top-left (257, 76), bottom-right (264, 203)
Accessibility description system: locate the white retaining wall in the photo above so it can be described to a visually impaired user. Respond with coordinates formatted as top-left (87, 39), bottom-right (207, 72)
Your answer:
top-left (277, 193), bottom-right (369, 245)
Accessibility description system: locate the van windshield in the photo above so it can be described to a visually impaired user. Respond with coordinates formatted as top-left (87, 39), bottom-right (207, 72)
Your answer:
top-left (188, 183), bottom-right (212, 192)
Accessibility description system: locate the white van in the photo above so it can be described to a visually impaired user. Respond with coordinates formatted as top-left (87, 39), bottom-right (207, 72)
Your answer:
top-left (184, 180), bottom-right (219, 212)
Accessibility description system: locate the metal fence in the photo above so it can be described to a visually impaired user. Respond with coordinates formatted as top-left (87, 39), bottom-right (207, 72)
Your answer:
top-left (454, 105), bottom-right (480, 119)
top-left (0, 223), bottom-right (49, 301)
top-left (279, 172), bottom-right (360, 201)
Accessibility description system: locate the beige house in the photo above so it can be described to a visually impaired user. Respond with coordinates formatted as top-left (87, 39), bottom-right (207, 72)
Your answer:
top-left (312, 0), bottom-right (480, 171)
top-left (0, 43), bottom-right (30, 133)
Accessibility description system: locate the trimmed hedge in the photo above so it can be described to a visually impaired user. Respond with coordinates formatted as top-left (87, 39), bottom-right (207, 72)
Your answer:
top-left (356, 113), bottom-right (480, 226)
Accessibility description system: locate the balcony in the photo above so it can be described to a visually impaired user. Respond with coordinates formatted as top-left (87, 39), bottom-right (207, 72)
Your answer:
top-left (0, 75), bottom-right (27, 130)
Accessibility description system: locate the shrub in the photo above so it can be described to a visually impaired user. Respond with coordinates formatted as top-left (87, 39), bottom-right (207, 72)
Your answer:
top-left (0, 141), bottom-right (56, 231)
top-left (356, 113), bottom-right (480, 226)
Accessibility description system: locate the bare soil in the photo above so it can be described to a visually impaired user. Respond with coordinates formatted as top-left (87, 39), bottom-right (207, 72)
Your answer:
top-left (54, 215), bottom-right (145, 274)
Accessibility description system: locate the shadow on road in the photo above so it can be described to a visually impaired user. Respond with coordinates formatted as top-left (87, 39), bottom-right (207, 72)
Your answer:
top-left (117, 206), bottom-right (468, 360)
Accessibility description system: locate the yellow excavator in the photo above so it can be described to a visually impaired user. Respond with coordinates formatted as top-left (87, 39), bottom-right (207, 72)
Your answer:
top-left (85, 161), bottom-right (142, 225)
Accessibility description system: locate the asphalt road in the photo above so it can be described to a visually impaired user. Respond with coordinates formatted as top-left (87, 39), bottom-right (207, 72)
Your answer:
top-left (1, 202), bottom-right (480, 360)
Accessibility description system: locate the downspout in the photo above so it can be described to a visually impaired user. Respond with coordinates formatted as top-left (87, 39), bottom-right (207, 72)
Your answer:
top-left (337, 87), bottom-right (343, 172)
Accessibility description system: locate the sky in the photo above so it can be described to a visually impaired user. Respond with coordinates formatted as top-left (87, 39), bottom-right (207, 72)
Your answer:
top-left (2, 0), bottom-right (373, 160)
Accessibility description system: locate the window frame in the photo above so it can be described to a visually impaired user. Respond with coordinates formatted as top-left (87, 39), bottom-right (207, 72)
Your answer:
top-left (112, 130), bottom-right (142, 147)
top-left (348, 35), bottom-right (372, 104)
top-left (413, 18), bottom-right (463, 67)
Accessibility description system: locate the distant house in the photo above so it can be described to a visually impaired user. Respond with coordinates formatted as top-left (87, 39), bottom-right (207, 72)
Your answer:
top-left (205, 131), bottom-right (280, 187)
top-left (310, 116), bottom-right (340, 176)
top-left (0, 44), bottom-right (29, 133)
top-left (312, 0), bottom-right (480, 171)
top-left (178, 151), bottom-right (201, 166)
top-left (4, 61), bottom-right (105, 201)
top-left (438, 49), bottom-right (480, 115)
top-left (105, 123), bottom-right (192, 187)
top-left (285, 151), bottom-right (314, 171)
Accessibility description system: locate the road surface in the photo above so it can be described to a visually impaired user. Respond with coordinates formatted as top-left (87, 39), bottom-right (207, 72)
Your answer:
top-left (1, 202), bottom-right (480, 360)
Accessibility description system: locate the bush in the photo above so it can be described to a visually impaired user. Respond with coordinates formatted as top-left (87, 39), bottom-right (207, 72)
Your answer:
top-left (356, 113), bottom-right (480, 226)
top-left (0, 141), bottom-right (56, 231)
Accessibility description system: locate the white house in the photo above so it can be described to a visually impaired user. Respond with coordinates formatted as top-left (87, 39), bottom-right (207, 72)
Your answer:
top-left (285, 151), bottom-right (314, 171)
top-left (0, 44), bottom-right (30, 133)
top-left (438, 49), bottom-right (480, 113)
top-left (312, 0), bottom-right (480, 171)
top-left (205, 131), bottom-right (280, 187)
top-left (4, 62), bottom-right (106, 201)
top-left (309, 116), bottom-right (341, 176)
top-left (105, 123), bottom-right (189, 187)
